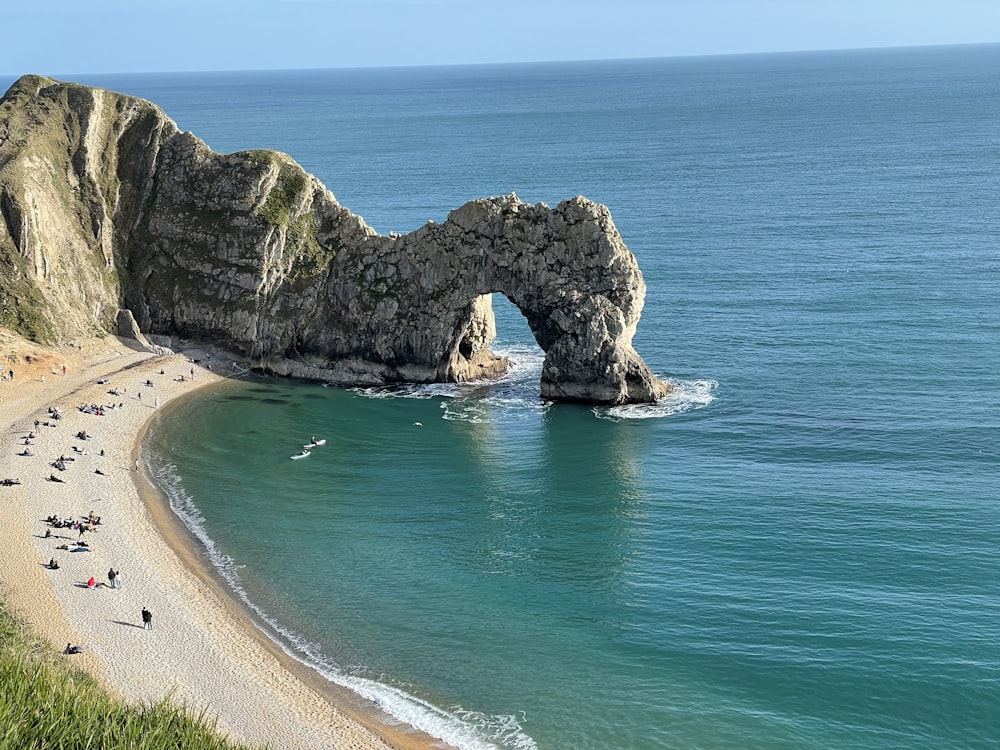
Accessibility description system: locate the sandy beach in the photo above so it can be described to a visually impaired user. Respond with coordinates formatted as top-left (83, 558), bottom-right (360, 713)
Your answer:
top-left (0, 332), bottom-right (446, 750)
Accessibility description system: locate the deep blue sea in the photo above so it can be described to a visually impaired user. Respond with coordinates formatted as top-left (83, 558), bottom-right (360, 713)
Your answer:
top-left (11, 44), bottom-right (1000, 749)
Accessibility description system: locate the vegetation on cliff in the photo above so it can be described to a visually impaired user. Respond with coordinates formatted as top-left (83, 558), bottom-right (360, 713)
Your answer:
top-left (0, 250), bottom-right (56, 343)
top-left (0, 600), bottom-right (259, 750)
top-left (0, 75), bottom-right (668, 404)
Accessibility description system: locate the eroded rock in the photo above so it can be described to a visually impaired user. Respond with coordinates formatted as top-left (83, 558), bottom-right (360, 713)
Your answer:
top-left (0, 75), bottom-right (669, 404)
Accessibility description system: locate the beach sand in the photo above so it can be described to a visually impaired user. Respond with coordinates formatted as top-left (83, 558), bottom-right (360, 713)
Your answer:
top-left (0, 332), bottom-right (448, 750)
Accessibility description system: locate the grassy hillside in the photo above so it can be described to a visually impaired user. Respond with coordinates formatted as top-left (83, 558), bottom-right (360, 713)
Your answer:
top-left (0, 601), bottom-right (260, 750)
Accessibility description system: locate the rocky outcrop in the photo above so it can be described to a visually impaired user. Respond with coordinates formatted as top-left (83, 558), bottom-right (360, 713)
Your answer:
top-left (0, 75), bottom-right (669, 404)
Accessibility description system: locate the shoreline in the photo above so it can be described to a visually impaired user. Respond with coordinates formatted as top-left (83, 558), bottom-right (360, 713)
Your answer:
top-left (0, 333), bottom-right (449, 750)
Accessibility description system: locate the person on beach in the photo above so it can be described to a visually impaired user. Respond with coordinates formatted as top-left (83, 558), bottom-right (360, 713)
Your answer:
top-left (141, 607), bottom-right (152, 630)
top-left (108, 568), bottom-right (116, 588)
top-left (87, 576), bottom-right (96, 589)
top-left (48, 558), bottom-right (59, 569)
top-left (114, 569), bottom-right (122, 589)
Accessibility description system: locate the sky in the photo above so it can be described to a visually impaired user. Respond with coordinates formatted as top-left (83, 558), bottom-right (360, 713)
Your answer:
top-left (3, 0), bottom-right (999, 77)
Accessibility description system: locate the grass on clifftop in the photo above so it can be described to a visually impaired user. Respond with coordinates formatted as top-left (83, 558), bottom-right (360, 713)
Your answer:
top-left (0, 601), bottom-right (261, 750)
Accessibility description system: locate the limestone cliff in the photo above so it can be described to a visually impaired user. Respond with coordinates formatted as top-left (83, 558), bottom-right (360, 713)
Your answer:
top-left (0, 75), bottom-right (669, 404)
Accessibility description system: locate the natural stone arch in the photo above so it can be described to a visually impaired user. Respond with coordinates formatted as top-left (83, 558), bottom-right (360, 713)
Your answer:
top-left (0, 76), bottom-right (669, 405)
top-left (379, 194), bottom-right (670, 404)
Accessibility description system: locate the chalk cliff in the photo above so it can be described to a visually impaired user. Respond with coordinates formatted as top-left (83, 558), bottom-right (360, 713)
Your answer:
top-left (0, 75), bottom-right (669, 404)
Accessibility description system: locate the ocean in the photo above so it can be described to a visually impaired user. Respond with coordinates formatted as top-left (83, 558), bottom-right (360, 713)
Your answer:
top-left (12, 44), bottom-right (1000, 748)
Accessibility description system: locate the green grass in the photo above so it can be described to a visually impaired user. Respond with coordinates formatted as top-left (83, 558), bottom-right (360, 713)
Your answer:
top-left (0, 601), bottom-right (262, 750)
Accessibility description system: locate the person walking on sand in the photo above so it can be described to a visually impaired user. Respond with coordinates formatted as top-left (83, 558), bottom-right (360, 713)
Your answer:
top-left (108, 568), bottom-right (116, 588)
top-left (141, 607), bottom-right (152, 630)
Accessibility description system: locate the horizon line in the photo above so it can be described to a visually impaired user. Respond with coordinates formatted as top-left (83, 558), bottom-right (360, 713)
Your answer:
top-left (3, 40), bottom-right (997, 82)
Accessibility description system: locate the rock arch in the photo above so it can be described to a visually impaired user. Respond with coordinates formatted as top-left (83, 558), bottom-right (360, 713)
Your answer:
top-left (0, 76), bottom-right (669, 404)
top-left (368, 194), bottom-right (670, 404)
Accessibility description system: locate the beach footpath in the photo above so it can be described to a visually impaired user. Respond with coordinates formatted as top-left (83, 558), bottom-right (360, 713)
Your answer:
top-left (0, 333), bottom-right (439, 750)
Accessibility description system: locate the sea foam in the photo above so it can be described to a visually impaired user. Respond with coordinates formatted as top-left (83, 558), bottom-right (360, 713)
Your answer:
top-left (154, 460), bottom-right (536, 750)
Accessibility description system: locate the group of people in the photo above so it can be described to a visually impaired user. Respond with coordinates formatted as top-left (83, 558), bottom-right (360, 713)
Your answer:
top-left (28, 370), bottom-right (168, 657)
top-left (84, 570), bottom-right (123, 590)
top-left (78, 403), bottom-right (116, 416)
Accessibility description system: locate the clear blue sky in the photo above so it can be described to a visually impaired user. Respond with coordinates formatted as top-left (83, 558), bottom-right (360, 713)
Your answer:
top-left (3, 0), bottom-right (998, 76)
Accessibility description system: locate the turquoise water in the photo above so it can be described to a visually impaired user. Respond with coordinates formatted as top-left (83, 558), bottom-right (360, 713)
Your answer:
top-left (32, 45), bottom-right (1000, 748)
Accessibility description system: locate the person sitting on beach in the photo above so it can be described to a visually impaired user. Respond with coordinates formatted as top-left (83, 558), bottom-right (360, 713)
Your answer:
top-left (48, 558), bottom-right (59, 569)
top-left (49, 474), bottom-right (63, 483)
top-left (95, 468), bottom-right (105, 476)
top-left (44, 528), bottom-right (51, 538)
top-left (64, 643), bottom-right (82, 654)
top-left (86, 576), bottom-right (96, 589)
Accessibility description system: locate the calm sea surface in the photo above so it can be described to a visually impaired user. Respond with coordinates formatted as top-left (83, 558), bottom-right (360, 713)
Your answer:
top-left (12, 45), bottom-right (1000, 748)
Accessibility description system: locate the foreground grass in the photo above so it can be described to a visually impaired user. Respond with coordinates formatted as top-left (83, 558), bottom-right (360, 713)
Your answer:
top-left (0, 601), bottom-right (260, 750)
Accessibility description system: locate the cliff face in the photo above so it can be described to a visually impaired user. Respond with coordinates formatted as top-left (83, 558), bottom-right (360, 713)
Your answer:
top-left (0, 75), bottom-right (669, 404)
